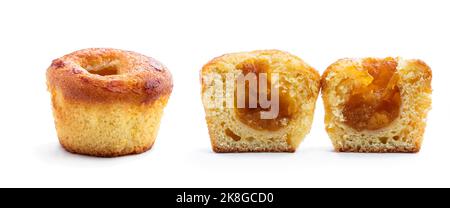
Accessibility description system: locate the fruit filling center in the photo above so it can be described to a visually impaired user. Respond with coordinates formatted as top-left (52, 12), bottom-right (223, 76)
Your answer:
top-left (343, 58), bottom-right (401, 131)
top-left (234, 59), bottom-right (297, 131)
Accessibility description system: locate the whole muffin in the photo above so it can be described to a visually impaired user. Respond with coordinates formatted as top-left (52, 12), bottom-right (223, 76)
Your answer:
top-left (46, 48), bottom-right (173, 157)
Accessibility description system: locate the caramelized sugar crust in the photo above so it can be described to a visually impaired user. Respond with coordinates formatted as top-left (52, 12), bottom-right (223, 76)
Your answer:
top-left (46, 48), bottom-right (173, 104)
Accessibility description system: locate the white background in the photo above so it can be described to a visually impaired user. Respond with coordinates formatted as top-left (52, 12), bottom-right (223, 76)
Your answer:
top-left (0, 0), bottom-right (449, 188)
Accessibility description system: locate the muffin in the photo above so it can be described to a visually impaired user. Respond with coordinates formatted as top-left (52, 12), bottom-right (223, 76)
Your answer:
top-left (321, 57), bottom-right (432, 152)
top-left (201, 50), bottom-right (321, 152)
top-left (46, 48), bottom-right (173, 157)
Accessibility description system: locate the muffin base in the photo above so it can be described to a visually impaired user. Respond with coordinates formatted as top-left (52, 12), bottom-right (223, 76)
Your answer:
top-left (334, 144), bottom-right (420, 153)
top-left (50, 87), bottom-right (169, 157)
top-left (60, 140), bottom-right (155, 157)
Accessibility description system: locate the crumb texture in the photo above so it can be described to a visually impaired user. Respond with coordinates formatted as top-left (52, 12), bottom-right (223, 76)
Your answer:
top-left (201, 50), bottom-right (320, 152)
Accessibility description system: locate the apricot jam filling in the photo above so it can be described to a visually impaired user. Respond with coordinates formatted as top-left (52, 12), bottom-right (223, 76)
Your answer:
top-left (234, 59), bottom-right (297, 131)
top-left (343, 58), bottom-right (401, 131)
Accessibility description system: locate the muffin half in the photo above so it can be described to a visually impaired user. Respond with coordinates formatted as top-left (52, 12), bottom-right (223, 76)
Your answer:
top-left (321, 57), bottom-right (432, 153)
top-left (201, 50), bottom-right (321, 152)
top-left (47, 48), bottom-right (173, 157)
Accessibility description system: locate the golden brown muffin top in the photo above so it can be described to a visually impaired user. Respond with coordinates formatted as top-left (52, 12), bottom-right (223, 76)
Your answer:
top-left (47, 48), bottom-right (173, 104)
